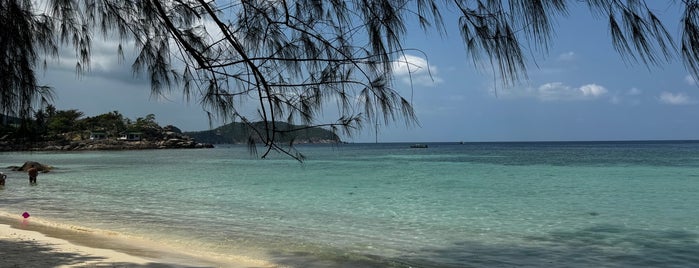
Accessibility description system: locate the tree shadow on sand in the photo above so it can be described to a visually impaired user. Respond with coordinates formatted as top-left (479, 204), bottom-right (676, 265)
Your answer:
top-left (264, 224), bottom-right (699, 268)
top-left (394, 224), bottom-right (699, 268)
top-left (0, 239), bottom-right (207, 268)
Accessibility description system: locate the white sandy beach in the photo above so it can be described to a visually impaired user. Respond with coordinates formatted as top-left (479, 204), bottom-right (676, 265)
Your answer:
top-left (0, 215), bottom-right (275, 268)
top-left (0, 223), bottom-right (155, 267)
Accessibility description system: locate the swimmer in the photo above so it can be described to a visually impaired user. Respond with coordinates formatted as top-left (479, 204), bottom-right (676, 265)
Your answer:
top-left (28, 167), bottom-right (38, 185)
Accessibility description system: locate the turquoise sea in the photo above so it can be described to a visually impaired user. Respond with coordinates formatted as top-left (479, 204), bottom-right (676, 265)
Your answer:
top-left (1, 141), bottom-right (699, 267)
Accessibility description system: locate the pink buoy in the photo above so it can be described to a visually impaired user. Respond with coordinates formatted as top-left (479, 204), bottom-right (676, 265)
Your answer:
top-left (22, 212), bottom-right (30, 218)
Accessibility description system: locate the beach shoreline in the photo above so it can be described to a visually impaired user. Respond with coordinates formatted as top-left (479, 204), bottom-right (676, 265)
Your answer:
top-left (0, 212), bottom-right (274, 268)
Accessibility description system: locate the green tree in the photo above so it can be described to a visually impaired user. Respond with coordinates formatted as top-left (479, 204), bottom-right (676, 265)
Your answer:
top-left (46, 109), bottom-right (84, 136)
top-left (1, 0), bottom-right (697, 159)
top-left (44, 105), bottom-right (57, 119)
top-left (133, 114), bottom-right (162, 139)
top-left (134, 114), bottom-right (158, 129)
top-left (82, 111), bottom-right (128, 137)
top-left (33, 108), bottom-right (47, 137)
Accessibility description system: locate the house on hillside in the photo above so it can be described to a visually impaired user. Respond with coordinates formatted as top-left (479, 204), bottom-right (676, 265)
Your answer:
top-left (89, 131), bottom-right (107, 140)
top-left (118, 131), bottom-right (142, 141)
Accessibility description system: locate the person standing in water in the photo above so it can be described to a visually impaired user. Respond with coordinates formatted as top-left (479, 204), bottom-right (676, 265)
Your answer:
top-left (0, 172), bottom-right (6, 186)
top-left (27, 167), bottom-right (38, 185)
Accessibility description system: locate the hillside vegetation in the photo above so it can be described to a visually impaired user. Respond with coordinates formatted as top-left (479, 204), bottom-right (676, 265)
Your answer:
top-left (185, 121), bottom-right (341, 144)
top-left (0, 106), bottom-right (210, 151)
top-left (1, 106), bottom-right (340, 151)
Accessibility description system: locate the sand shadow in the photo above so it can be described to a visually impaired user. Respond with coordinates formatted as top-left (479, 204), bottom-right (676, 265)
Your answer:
top-left (0, 238), bottom-right (165, 267)
top-left (0, 237), bottom-right (212, 268)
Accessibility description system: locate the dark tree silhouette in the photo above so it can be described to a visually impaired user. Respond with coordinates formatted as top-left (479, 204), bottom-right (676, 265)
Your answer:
top-left (1, 0), bottom-right (696, 159)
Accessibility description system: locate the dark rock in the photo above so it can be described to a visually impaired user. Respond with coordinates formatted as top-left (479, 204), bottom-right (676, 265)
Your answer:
top-left (195, 143), bottom-right (211, 148)
top-left (11, 161), bottom-right (53, 172)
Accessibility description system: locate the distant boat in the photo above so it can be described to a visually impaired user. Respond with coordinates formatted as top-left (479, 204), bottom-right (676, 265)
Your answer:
top-left (410, 144), bottom-right (428, 148)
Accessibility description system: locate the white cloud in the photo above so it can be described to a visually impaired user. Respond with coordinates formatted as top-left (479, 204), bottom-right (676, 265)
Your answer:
top-left (627, 87), bottom-right (642, 95)
top-left (659, 92), bottom-right (696, 105)
top-left (579, 84), bottom-right (607, 97)
top-left (607, 87), bottom-right (642, 106)
top-left (534, 82), bottom-right (607, 101)
top-left (557, 51), bottom-right (576, 61)
top-left (685, 75), bottom-right (697, 86)
top-left (537, 82), bottom-right (571, 100)
top-left (392, 54), bottom-right (443, 87)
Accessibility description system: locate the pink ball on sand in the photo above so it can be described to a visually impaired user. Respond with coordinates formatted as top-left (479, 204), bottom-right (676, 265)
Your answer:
top-left (22, 212), bottom-right (30, 218)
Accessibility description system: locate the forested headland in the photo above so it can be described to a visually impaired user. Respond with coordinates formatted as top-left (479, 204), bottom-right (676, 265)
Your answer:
top-left (185, 121), bottom-right (341, 145)
top-left (0, 105), bottom-right (340, 151)
top-left (0, 105), bottom-right (210, 151)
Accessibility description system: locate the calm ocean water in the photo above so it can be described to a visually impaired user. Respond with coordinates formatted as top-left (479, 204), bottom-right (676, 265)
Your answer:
top-left (1, 141), bottom-right (699, 267)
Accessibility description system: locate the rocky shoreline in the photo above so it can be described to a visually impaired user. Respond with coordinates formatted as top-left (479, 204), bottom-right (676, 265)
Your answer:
top-left (0, 130), bottom-right (214, 152)
top-left (0, 139), bottom-right (214, 151)
top-left (2, 139), bottom-right (214, 151)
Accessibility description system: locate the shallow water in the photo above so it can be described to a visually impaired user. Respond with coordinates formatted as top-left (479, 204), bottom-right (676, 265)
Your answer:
top-left (1, 141), bottom-right (699, 267)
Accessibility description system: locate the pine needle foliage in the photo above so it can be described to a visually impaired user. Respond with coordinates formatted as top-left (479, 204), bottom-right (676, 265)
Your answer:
top-left (1, 0), bottom-right (696, 160)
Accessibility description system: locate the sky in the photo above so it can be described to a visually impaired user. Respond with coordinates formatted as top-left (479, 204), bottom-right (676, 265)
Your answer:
top-left (37, 2), bottom-right (699, 143)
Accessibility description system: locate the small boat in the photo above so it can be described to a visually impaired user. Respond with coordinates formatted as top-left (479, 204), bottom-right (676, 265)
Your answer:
top-left (410, 144), bottom-right (428, 148)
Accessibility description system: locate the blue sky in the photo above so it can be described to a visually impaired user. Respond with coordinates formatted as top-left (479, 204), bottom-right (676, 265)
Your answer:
top-left (39, 2), bottom-right (699, 143)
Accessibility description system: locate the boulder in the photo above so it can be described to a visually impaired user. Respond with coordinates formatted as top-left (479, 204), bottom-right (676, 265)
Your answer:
top-left (196, 143), bottom-right (215, 148)
top-left (10, 161), bottom-right (53, 172)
